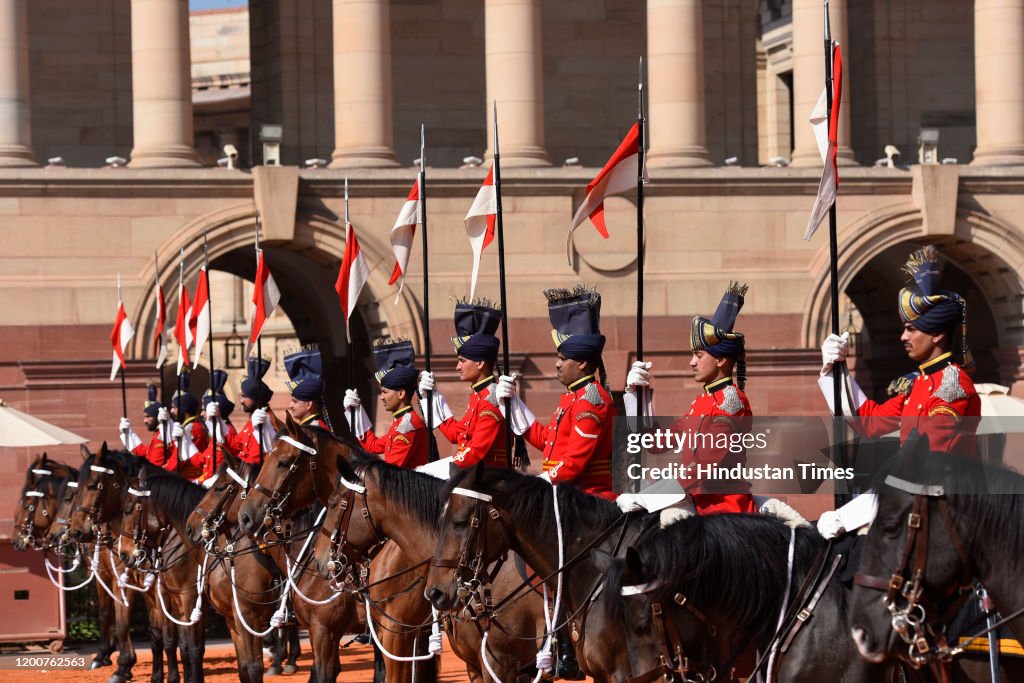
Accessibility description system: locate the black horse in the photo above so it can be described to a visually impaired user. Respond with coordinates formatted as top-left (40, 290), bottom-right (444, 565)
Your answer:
top-left (595, 511), bottom-right (891, 682)
top-left (850, 434), bottom-right (1024, 676)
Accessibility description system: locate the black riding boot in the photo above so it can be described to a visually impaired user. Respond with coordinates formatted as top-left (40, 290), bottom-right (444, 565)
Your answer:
top-left (555, 626), bottom-right (584, 680)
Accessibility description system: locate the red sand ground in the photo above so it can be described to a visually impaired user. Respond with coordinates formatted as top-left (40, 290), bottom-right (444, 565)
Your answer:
top-left (0, 640), bottom-right (597, 682)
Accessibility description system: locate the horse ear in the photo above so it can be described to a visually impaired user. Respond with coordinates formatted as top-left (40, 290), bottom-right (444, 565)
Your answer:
top-left (98, 441), bottom-right (109, 460)
top-left (591, 548), bottom-right (615, 575)
top-left (80, 444), bottom-right (91, 461)
top-left (285, 411), bottom-right (299, 436)
top-left (138, 467), bottom-right (147, 486)
top-left (624, 546), bottom-right (646, 581)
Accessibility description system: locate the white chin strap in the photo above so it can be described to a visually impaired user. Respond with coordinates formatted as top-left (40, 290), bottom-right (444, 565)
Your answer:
top-left (278, 435), bottom-right (317, 456)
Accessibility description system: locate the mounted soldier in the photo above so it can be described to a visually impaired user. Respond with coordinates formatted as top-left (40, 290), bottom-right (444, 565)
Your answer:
top-left (117, 383), bottom-right (171, 468)
top-left (344, 337), bottom-right (429, 469)
top-left (284, 347), bottom-right (331, 432)
top-left (168, 372), bottom-right (208, 481)
top-left (419, 299), bottom-right (508, 469)
top-left (224, 356), bottom-right (277, 465)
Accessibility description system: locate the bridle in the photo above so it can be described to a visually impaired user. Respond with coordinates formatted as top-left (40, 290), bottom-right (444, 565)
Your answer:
top-left (193, 465), bottom-right (250, 549)
top-left (430, 487), bottom-right (514, 606)
top-left (618, 580), bottom-right (718, 683)
top-left (119, 485), bottom-right (169, 570)
top-left (16, 468), bottom-right (57, 549)
top-left (319, 471), bottom-right (387, 589)
top-left (74, 464), bottom-right (122, 543)
top-left (247, 434), bottom-right (321, 537)
top-left (852, 475), bottom-right (972, 668)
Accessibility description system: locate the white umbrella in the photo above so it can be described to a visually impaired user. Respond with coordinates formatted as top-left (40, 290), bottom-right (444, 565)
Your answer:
top-left (974, 383), bottom-right (1024, 435)
top-left (0, 398), bottom-right (88, 447)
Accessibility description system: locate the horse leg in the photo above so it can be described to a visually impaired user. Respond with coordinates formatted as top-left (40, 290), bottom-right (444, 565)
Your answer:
top-left (184, 614), bottom-right (206, 683)
top-left (148, 605), bottom-right (165, 683)
top-left (308, 623), bottom-right (340, 683)
top-left (92, 586), bottom-right (116, 668)
top-left (238, 629), bottom-right (266, 683)
top-left (163, 618), bottom-right (180, 683)
top-left (109, 593), bottom-right (137, 683)
top-left (285, 624), bottom-right (301, 673)
top-left (267, 629), bottom-right (285, 676)
top-left (413, 629), bottom-right (438, 683)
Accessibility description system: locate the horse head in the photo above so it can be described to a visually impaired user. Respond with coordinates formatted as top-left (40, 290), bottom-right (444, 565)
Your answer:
top-left (66, 442), bottom-right (126, 542)
top-left (237, 413), bottom-right (343, 537)
top-left (186, 449), bottom-right (250, 548)
top-left (425, 462), bottom-right (518, 610)
top-left (850, 433), bottom-right (975, 667)
top-left (118, 468), bottom-right (162, 569)
top-left (13, 453), bottom-right (54, 550)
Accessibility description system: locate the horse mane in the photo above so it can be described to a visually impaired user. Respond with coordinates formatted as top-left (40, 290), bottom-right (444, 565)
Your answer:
top-left (622, 514), bottom-right (822, 644)
top-left (880, 441), bottom-right (1024, 564)
top-left (85, 448), bottom-right (165, 481)
top-left (145, 474), bottom-right (208, 524)
top-left (350, 452), bottom-right (443, 530)
top-left (440, 465), bottom-right (624, 542)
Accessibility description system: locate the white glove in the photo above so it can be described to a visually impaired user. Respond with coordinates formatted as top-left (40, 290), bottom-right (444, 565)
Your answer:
top-left (625, 361), bottom-right (652, 392)
top-left (419, 390), bottom-right (454, 429)
top-left (119, 417), bottom-right (131, 432)
top-left (251, 408), bottom-right (267, 427)
top-left (418, 371), bottom-right (436, 395)
top-left (495, 374), bottom-right (517, 401)
top-left (820, 332), bottom-right (850, 376)
top-left (345, 402), bottom-right (372, 438)
top-left (118, 418), bottom-right (142, 451)
top-left (172, 423), bottom-right (185, 440)
top-left (157, 407), bottom-right (170, 423)
top-left (616, 492), bottom-right (646, 513)
top-left (495, 375), bottom-right (536, 436)
top-left (343, 389), bottom-right (361, 410)
top-left (207, 401), bottom-right (220, 418)
top-left (816, 510), bottom-right (845, 539)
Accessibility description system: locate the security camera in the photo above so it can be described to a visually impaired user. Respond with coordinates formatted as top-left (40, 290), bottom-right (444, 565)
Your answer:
top-left (563, 157), bottom-right (580, 167)
top-left (884, 145), bottom-right (901, 168)
top-left (769, 156), bottom-right (789, 167)
top-left (223, 144), bottom-right (238, 159)
top-left (304, 158), bottom-right (328, 169)
top-left (461, 156), bottom-right (483, 167)
top-left (724, 156), bottom-right (739, 166)
top-left (105, 156), bottom-right (127, 168)
top-left (46, 156), bottom-right (65, 167)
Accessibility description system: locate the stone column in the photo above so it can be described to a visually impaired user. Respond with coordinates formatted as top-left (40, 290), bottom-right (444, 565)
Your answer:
top-left (790, 0), bottom-right (855, 167)
top-left (0, 0), bottom-right (36, 167)
top-left (129, 0), bottom-right (200, 168)
top-left (484, 0), bottom-right (549, 166)
top-left (972, 0), bottom-right (1024, 166)
top-left (646, 0), bottom-right (710, 167)
top-left (330, 0), bottom-right (399, 168)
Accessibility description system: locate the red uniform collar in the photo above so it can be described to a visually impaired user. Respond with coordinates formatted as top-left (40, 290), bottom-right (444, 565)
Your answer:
top-left (703, 377), bottom-right (733, 394)
top-left (918, 352), bottom-right (955, 377)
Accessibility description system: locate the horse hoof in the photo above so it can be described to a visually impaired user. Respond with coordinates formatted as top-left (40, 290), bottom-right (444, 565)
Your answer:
top-left (105, 675), bottom-right (132, 683)
top-left (266, 665), bottom-right (283, 676)
top-left (283, 663), bottom-right (297, 674)
top-left (90, 658), bottom-right (112, 670)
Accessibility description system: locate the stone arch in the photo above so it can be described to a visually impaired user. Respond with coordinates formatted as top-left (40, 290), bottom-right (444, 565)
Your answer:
top-left (127, 202), bottom-right (426, 410)
top-left (801, 201), bottom-right (1024, 385)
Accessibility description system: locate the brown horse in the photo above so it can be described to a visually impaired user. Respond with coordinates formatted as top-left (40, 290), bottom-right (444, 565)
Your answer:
top-left (313, 452), bottom-right (549, 683)
top-left (12, 453), bottom-right (77, 551)
top-left (185, 452), bottom-right (363, 683)
top-left (236, 418), bottom-right (436, 682)
top-left (65, 444), bottom-right (201, 683)
top-left (425, 464), bottom-right (654, 683)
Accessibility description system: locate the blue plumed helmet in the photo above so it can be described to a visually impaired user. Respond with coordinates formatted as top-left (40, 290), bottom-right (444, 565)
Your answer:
top-left (450, 298), bottom-right (501, 363)
top-left (240, 356), bottom-right (274, 404)
top-left (203, 369), bottom-right (235, 418)
top-left (143, 383), bottom-right (162, 419)
top-left (284, 347), bottom-right (324, 401)
top-left (372, 337), bottom-right (419, 394)
top-left (690, 282), bottom-right (749, 388)
top-left (897, 245), bottom-right (973, 371)
top-left (172, 372), bottom-right (200, 415)
top-left (545, 285), bottom-right (605, 363)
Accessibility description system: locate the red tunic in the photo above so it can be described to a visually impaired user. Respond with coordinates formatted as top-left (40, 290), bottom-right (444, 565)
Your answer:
top-left (131, 431), bottom-right (170, 468)
top-left (438, 377), bottom-right (508, 469)
top-left (855, 353), bottom-right (980, 457)
top-left (524, 375), bottom-right (616, 500)
top-left (189, 420), bottom-right (239, 484)
top-left (360, 406), bottom-right (429, 469)
top-left (226, 419), bottom-right (269, 465)
top-left (673, 377), bottom-right (756, 515)
top-left (166, 417), bottom-right (210, 480)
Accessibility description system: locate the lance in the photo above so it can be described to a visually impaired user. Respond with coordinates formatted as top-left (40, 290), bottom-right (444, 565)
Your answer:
top-left (155, 251), bottom-right (168, 446)
top-left (117, 274), bottom-right (129, 446)
top-left (636, 58), bottom-right (648, 424)
top-left (255, 215), bottom-right (266, 458)
top-left (419, 125), bottom-right (439, 461)
top-left (204, 232), bottom-right (220, 474)
top-left (492, 103), bottom-right (516, 470)
top-left (344, 178), bottom-right (357, 438)
top-left (824, 0), bottom-right (849, 507)
top-left (178, 249), bottom-right (186, 459)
